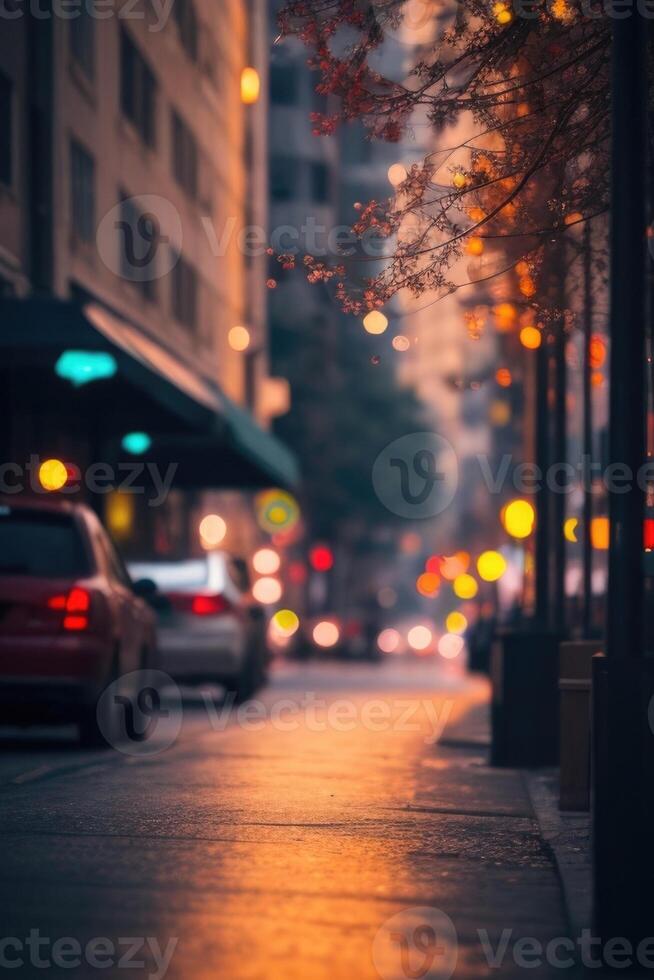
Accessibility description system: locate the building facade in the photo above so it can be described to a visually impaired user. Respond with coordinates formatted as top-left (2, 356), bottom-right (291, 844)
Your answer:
top-left (0, 0), bottom-right (296, 559)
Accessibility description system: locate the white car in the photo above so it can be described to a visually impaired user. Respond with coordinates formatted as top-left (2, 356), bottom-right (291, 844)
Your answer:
top-left (128, 553), bottom-right (267, 701)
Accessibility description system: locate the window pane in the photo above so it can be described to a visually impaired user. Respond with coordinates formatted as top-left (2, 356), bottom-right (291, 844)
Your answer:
top-left (270, 64), bottom-right (298, 106)
top-left (0, 510), bottom-right (91, 578)
top-left (70, 140), bottom-right (95, 242)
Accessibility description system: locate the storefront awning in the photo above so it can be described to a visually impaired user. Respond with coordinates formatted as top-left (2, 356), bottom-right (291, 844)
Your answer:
top-left (0, 297), bottom-right (299, 490)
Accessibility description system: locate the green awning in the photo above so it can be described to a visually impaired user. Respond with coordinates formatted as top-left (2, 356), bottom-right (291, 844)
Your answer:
top-left (0, 296), bottom-right (299, 490)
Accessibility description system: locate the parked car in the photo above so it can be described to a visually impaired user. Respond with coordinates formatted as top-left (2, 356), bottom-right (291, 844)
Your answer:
top-left (128, 552), bottom-right (268, 701)
top-left (0, 499), bottom-right (158, 747)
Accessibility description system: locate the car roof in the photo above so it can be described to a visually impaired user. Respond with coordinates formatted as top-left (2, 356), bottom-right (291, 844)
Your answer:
top-left (0, 496), bottom-right (90, 516)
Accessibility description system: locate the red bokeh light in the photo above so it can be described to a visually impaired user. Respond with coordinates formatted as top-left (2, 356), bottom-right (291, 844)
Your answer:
top-left (309, 545), bottom-right (334, 572)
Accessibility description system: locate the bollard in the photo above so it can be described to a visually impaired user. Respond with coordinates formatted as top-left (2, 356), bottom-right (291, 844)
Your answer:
top-left (558, 641), bottom-right (601, 811)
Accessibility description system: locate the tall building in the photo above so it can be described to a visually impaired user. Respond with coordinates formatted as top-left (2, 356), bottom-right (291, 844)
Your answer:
top-left (0, 1), bottom-right (297, 557)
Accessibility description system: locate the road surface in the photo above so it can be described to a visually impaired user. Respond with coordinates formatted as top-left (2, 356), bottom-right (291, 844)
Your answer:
top-left (0, 659), bottom-right (569, 979)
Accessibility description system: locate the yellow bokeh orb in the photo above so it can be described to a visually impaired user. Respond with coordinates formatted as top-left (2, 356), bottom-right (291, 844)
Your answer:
top-left (477, 550), bottom-right (508, 582)
top-left (445, 611), bottom-right (468, 635)
top-left (453, 574), bottom-right (478, 600)
top-left (564, 517), bottom-right (579, 543)
top-left (363, 311), bottom-right (389, 335)
top-left (241, 67), bottom-right (260, 104)
top-left (466, 236), bottom-right (484, 257)
top-left (272, 609), bottom-right (300, 638)
top-left (502, 499), bottom-right (536, 539)
top-left (38, 458), bottom-right (68, 492)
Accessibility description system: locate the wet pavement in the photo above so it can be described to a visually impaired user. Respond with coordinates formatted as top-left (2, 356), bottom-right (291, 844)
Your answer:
top-left (0, 660), bottom-right (571, 979)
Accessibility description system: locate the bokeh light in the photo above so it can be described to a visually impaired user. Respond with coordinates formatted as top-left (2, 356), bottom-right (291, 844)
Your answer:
top-left (502, 499), bottom-right (536, 539)
top-left (377, 628), bottom-right (401, 654)
top-left (591, 517), bottom-right (610, 550)
top-left (466, 236), bottom-right (484, 256)
top-left (228, 325), bottom-right (251, 352)
top-left (241, 67), bottom-right (260, 104)
top-left (313, 621), bottom-right (340, 648)
top-left (252, 577), bottom-right (283, 604)
top-left (407, 625), bottom-right (433, 651)
top-left (416, 572), bottom-right (440, 597)
top-left (440, 552), bottom-right (470, 580)
top-left (256, 489), bottom-right (300, 534)
top-left (387, 163), bottom-right (407, 187)
top-left (252, 548), bottom-right (280, 575)
top-left (271, 609), bottom-right (300, 638)
top-left (493, 303), bottom-right (517, 333)
top-left (445, 611), bottom-right (468, 635)
top-left (38, 458), bottom-right (69, 492)
top-left (520, 326), bottom-right (542, 350)
top-left (363, 311), bottom-right (389, 335)
top-left (309, 544), bottom-right (334, 572)
top-left (564, 517), bottom-right (579, 543)
top-left (453, 574), bottom-right (478, 599)
top-left (392, 335), bottom-right (411, 352)
top-left (439, 633), bottom-right (465, 659)
top-left (199, 514), bottom-right (227, 549)
top-left (476, 550), bottom-right (507, 582)
top-left (496, 368), bottom-right (512, 388)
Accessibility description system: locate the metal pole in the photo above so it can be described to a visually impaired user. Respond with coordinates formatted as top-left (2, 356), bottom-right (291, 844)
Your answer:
top-left (535, 332), bottom-right (551, 630)
top-left (552, 316), bottom-right (567, 633)
top-left (582, 221), bottom-right (594, 636)
top-left (606, 16), bottom-right (647, 661)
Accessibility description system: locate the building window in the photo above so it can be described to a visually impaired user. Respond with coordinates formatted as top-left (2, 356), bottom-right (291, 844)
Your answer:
top-left (310, 162), bottom-right (329, 204)
top-left (0, 72), bottom-right (12, 186)
top-left (174, 0), bottom-right (198, 62)
top-left (70, 140), bottom-right (95, 243)
top-left (70, 10), bottom-right (94, 79)
top-left (171, 254), bottom-right (197, 329)
top-left (171, 110), bottom-right (198, 200)
top-left (120, 29), bottom-right (156, 147)
top-left (270, 156), bottom-right (299, 202)
top-left (118, 191), bottom-right (157, 303)
top-left (270, 64), bottom-right (299, 106)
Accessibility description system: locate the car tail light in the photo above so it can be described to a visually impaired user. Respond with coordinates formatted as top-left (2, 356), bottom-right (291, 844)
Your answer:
top-left (166, 592), bottom-right (232, 616)
top-left (47, 587), bottom-right (94, 632)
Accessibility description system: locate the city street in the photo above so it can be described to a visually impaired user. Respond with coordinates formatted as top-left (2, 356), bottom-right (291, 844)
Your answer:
top-left (0, 661), bottom-right (570, 979)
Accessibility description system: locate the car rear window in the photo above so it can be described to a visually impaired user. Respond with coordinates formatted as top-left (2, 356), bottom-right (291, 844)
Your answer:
top-left (0, 507), bottom-right (92, 578)
top-left (128, 555), bottom-right (227, 594)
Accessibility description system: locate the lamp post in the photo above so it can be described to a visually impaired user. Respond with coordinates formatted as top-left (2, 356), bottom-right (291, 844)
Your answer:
top-left (592, 14), bottom-right (652, 946)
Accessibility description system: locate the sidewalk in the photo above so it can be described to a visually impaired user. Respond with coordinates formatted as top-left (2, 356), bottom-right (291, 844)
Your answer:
top-left (424, 697), bottom-right (585, 978)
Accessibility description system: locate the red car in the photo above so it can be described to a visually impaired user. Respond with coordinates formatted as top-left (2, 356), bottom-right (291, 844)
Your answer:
top-left (0, 499), bottom-right (158, 747)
